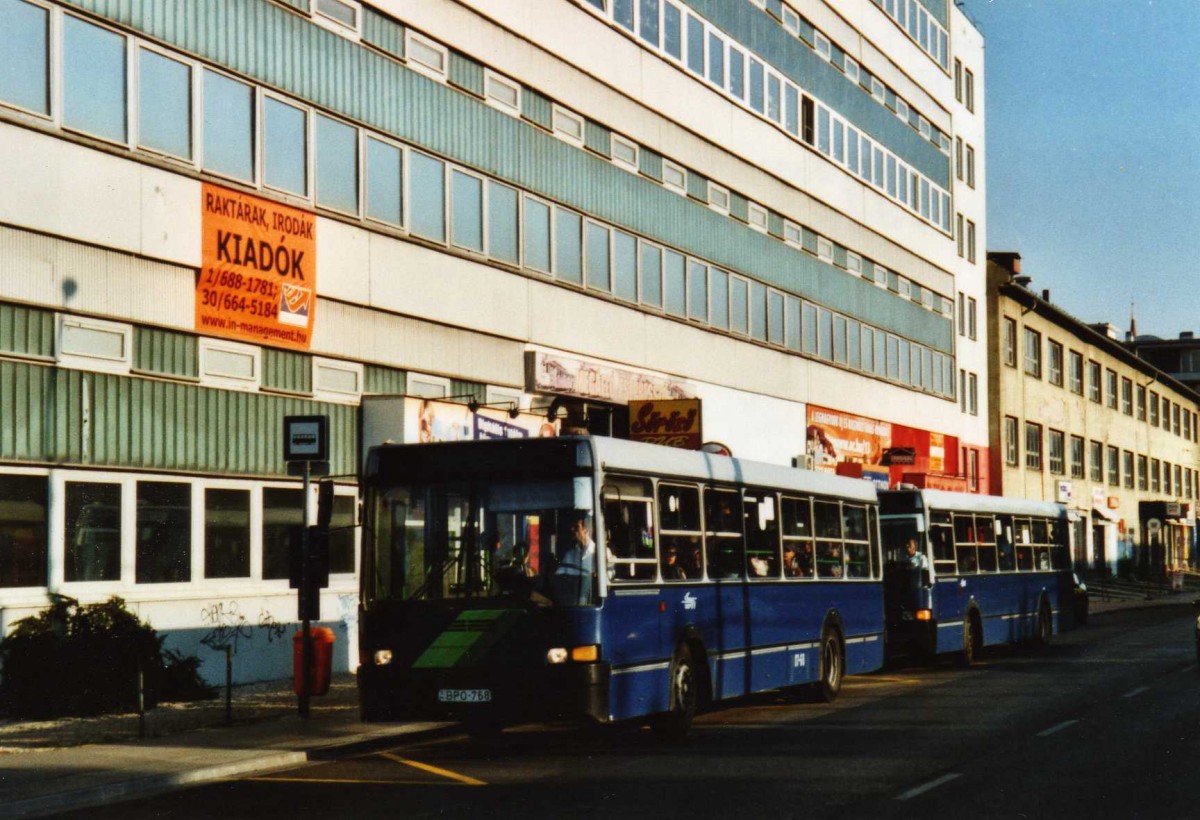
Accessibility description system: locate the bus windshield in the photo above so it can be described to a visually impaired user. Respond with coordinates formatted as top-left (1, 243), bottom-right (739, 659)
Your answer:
top-left (365, 477), bottom-right (596, 608)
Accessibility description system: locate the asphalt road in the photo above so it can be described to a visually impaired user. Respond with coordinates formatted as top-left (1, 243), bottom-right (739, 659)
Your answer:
top-left (68, 604), bottom-right (1199, 819)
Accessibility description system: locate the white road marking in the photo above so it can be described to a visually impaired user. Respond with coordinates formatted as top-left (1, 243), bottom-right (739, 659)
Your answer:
top-left (1037, 719), bottom-right (1078, 737)
top-left (1123, 686), bottom-right (1150, 699)
top-left (896, 773), bottom-right (962, 801)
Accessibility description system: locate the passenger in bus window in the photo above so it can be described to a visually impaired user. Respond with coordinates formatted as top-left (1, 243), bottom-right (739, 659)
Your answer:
top-left (662, 545), bottom-right (688, 580)
top-left (551, 513), bottom-right (596, 603)
top-left (782, 543), bottom-right (802, 577)
top-left (905, 538), bottom-right (928, 569)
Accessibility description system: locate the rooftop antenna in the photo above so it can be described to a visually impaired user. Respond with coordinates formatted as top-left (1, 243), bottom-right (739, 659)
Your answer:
top-left (1128, 299), bottom-right (1137, 342)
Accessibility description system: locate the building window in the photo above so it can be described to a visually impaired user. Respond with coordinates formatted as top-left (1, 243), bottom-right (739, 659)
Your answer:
top-left (1150, 458), bottom-right (1161, 493)
top-left (1120, 377), bottom-right (1133, 416)
top-left (63, 15), bottom-right (128, 145)
top-left (814, 31), bottom-right (831, 61)
top-left (313, 0), bottom-right (360, 34)
top-left (136, 481), bottom-right (191, 584)
top-left (1164, 462), bottom-right (1173, 495)
top-left (262, 95), bottom-right (309, 196)
top-left (1105, 369), bottom-right (1118, 410)
top-left (707, 182), bottom-right (730, 213)
top-left (1048, 429), bottom-right (1065, 475)
top-left (1048, 340), bottom-right (1064, 386)
top-left (816, 236), bottom-right (834, 261)
top-left (967, 297), bottom-right (977, 340)
top-left (56, 314), bottom-right (132, 375)
top-left (315, 114), bottom-right (360, 215)
top-left (957, 293), bottom-right (966, 336)
top-left (1002, 317), bottom-right (1016, 367)
top-left (0, 0), bottom-right (51, 117)
top-left (610, 133), bottom-right (639, 171)
top-left (966, 219), bottom-right (976, 263)
top-left (1068, 350), bottom-right (1083, 394)
top-left (451, 168), bottom-right (485, 253)
top-left (64, 480), bottom-right (121, 583)
top-left (1023, 328), bottom-right (1042, 378)
top-left (965, 144), bottom-right (975, 188)
top-left (955, 137), bottom-right (963, 180)
top-left (199, 339), bottom-right (260, 391)
top-left (313, 357), bottom-right (364, 402)
top-left (1070, 435), bottom-right (1085, 479)
top-left (1123, 451), bottom-right (1134, 490)
top-left (1088, 361), bottom-right (1102, 403)
top-left (1136, 383), bottom-right (1147, 420)
top-left (662, 159), bottom-right (687, 193)
top-left (956, 213), bottom-right (964, 257)
top-left (967, 449), bottom-right (979, 492)
top-left (1089, 441), bottom-right (1103, 483)
top-left (138, 48), bottom-right (193, 161)
top-left (552, 104), bottom-right (585, 145)
top-left (0, 474), bottom-right (48, 588)
top-left (747, 202), bottom-right (769, 232)
top-left (410, 151), bottom-right (446, 242)
top-left (202, 69), bottom-right (254, 182)
top-left (1173, 403), bottom-right (1182, 435)
top-left (1149, 392), bottom-right (1159, 426)
top-left (204, 488), bottom-right (251, 579)
top-left (1004, 416), bottom-right (1019, 466)
top-left (406, 30), bottom-right (447, 78)
top-left (1137, 454), bottom-right (1148, 491)
top-left (1107, 445), bottom-right (1119, 487)
top-left (484, 70), bottom-right (521, 115)
top-left (954, 58), bottom-right (963, 103)
top-left (964, 68), bottom-right (975, 112)
top-left (365, 136), bottom-right (403, 226)
top-left (1024, 422), bottom-right (1042, 471)
top-left (407, 372), bottom-right (450, 398)
top-left (968, 372), bottom-right (978, 416)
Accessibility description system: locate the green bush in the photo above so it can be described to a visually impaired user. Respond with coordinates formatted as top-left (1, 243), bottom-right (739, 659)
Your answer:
top-left (0, 596), bottom-right (215, 719)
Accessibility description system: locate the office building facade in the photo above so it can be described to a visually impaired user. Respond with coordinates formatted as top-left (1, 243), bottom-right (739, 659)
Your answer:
top-left (0, 0), bottom-right (986, 681)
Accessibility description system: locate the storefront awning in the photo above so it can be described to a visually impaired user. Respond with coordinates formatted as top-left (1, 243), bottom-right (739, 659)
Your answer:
top-left (1092, 505), bottom-right (1117, 521)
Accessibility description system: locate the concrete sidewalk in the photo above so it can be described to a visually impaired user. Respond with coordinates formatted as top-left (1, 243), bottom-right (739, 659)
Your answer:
top-left (0, 674), bottom-right (449, 818)
top-left (0, 587), bottom-right (1194, 818)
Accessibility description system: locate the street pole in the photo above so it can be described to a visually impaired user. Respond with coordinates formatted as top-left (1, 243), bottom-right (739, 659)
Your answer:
top-left (298, 459), bottom-right (312, 718)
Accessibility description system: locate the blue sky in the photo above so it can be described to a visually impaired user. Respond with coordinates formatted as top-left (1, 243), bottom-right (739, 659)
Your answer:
top-left (960, 0), bottom-right (1200, 339)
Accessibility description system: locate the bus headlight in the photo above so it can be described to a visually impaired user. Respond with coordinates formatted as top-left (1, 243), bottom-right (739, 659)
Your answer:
top-left (373, 649), bottom-right (394, 666)
top-left (546, 647), bottom-right (569, 664)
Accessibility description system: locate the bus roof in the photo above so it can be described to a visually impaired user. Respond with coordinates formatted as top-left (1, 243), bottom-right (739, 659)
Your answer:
top-left (587, 436), bottom-right (879, 503)
top-left (884, 487), bottom-right (1067, 519)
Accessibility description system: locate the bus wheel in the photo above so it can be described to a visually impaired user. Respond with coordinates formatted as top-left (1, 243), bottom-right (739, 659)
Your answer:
top-left (654, 644), bottom-right (697, 740)
top-left (815, 629), bottom-right (844, 703)
top-left (1035, 602), bottom-right (1053, 646)
top-left (958, 613), bottom-right (979, 668)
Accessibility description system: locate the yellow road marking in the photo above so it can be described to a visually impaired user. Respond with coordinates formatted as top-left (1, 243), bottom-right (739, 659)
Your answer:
top-left (247, 776), bottom-right (469, 786)
top-left (379, 752), bottom-right (487, 786)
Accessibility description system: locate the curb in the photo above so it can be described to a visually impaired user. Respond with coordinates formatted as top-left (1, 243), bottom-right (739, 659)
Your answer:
top-left (5, 750), bottom-right (308, 819)
top-left (3, 721), bottom-right (455, 818)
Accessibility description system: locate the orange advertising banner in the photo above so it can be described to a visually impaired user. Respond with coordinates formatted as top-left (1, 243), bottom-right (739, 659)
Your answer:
top-left (628, 399), bottom-right (703, 449)
top-left (197, 183), bottom-right (317, 350)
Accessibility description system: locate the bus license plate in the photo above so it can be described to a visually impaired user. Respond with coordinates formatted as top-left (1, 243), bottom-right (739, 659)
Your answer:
top-left (438, 688), bottom-right (492, 703)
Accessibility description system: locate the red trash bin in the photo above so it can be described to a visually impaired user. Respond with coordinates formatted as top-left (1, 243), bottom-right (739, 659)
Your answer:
top-left (293, 627), bottom-right (335, 696)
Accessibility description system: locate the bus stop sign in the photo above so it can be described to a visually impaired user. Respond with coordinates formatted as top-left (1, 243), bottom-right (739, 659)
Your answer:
top-left (284, 415), bottom-right (328, 462)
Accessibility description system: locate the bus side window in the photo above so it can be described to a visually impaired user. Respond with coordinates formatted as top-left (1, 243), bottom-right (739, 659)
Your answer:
top-left (996, 516), bottom-right (1015, 571)
top-left (658, 483), bottom-right (702, 581)
top-left (843, 504), bottom-right (870, 578)
top-left (976, 515), bottom-right (997, 572)
top-left (781, 496), bottom-right (814, 579)
top-left (704, 488), bottom-right (745, 579)
top-left (813, 500), bottom-right (843, 579)
top-left (930, 524), bottom-right (955, 574)
top-left (603, 496), bottom-right (656, 582)
top-left (1015, 517), bottom-right (1034, 570)
top-left (744, 491), bottom-right (779, 579)
top-left (1050, 519), bottom-right (1069, 569)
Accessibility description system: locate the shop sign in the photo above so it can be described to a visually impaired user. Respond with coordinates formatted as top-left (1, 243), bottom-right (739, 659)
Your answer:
top-left (198, 183), bottom-right (316, 350)
top-left (628, 399), bottom-right (702, 449)
top-left (806, 406), bottom-right (891, 473)
top-left (1091, 487), bottom-right (1106, 508)
top-left (1107, 496), bottom-right (1120, 509)
top-left (928, 433), bottom-right (945, 472)
top-left (1055, 480), bottom-right (1073, 504)
top-left (526, 351), bottom-right (692, 403)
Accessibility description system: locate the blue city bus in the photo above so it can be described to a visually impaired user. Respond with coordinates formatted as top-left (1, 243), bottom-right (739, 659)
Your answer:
top-left (358, 435), bottom-right (885, 736)
top-left (879, 488), bottom-right (1076, 664)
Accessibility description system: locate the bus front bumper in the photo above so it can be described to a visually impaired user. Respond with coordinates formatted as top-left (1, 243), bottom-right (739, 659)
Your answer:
top-left (358, 661), bottom-right (611, 725)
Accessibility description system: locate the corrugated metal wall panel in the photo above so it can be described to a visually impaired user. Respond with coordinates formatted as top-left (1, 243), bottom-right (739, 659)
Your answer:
top-left (449, 380), bottom-right (484, 404)
top-left (263, 348), bottom-right (313, 393)
top-left (520, 88), bottom-right (553, 131)
top-left (0, 303), bottom-right (54, 358)
top-left (0, 361), bottom-right (50, 461)
top-left (729, 192), bottom-right (749, 223)
top-left (365, 365), bottom-right (405, 395)
top-left (362, 7), bottom-right (404, 58)
top-left (584, 120), bottom-right (611, 157)
top-left (686, 170), bottom-right (708, 201)
top-left (638, 147), bottom-right (663, 181)
top-left (134, 327), bottom-right (198, 378)
top-left (449, 51), bottom-right (484, 97)
top-left (275, 0), bottom-right (309, 12)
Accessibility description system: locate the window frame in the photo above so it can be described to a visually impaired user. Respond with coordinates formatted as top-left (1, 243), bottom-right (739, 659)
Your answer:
top-left (134, 42), bottom-right (197, 166)
top-left (662, 159), bottom-right (688, 194)
top-left (259, 90), bottom-right (311, 199)
top-left (483, 69), bottom-right (521, 116)
top-left (610, 133), bottom-right (639, 172)
top-left (60, 11), bottom-right (132, 148)
top-left (312, 356), bottom-right (364, 403)
top-left (198, 337), bottom-right (261, 391)
top-left (406, 371), bottom-right (451, 399)
top-left (551, 104), bottom-right (585, 146)
top-left (56, 313), bottom-right (133, 375)
top-left (405, 30), bottom-right (448, 80)
top-left (311, 0), bottom-right (362, 38)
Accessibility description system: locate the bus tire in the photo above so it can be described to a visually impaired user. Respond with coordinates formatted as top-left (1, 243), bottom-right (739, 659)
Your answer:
top-left (814, 629), bottom-right (844, 703)
top-left (654, 644), bottom-right (697, 740)
top-left (1035, 601), bottom-right (1053, 646)
top-left (957, 612), bottom-right (980, 668)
